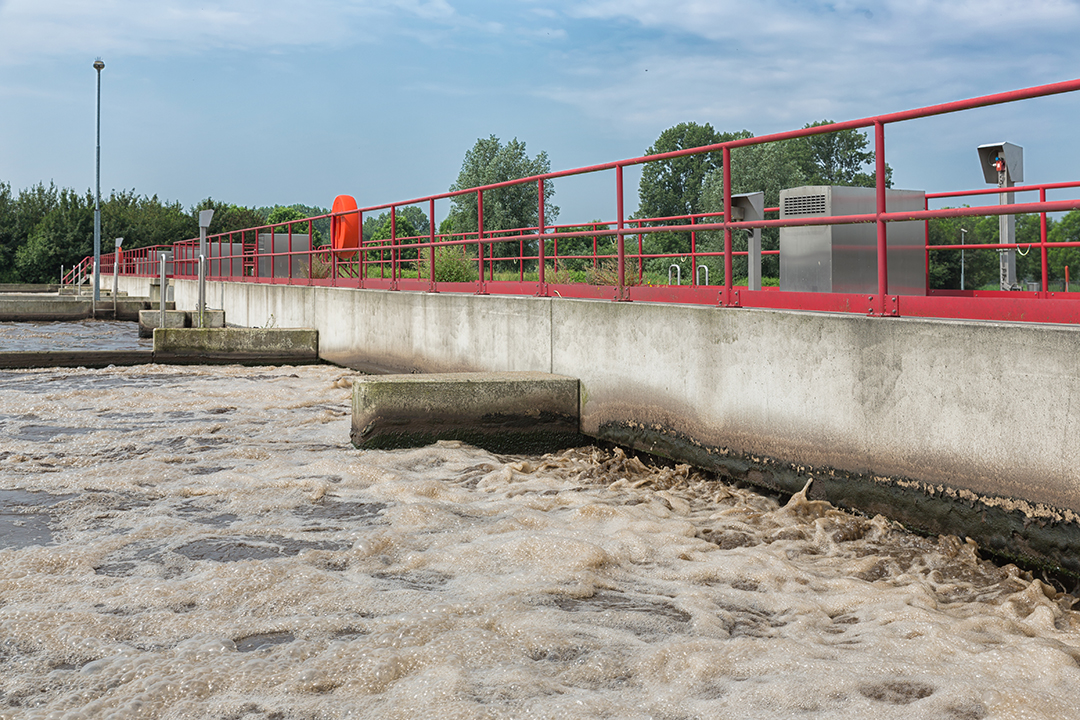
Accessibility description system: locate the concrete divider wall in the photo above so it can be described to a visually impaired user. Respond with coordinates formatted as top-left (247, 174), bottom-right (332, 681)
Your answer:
top-left (119, 276), bottom-right (1080, 569)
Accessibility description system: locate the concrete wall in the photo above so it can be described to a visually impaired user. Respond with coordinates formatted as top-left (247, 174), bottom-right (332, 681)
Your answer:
top-left (120, 275), bottom-right (1080, 571)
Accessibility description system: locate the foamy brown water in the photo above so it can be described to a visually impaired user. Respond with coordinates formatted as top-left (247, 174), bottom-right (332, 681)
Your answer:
top-left (1, 364), bottom-right (1078, 719)
top-left (0, 321), bottom-right (150, 352)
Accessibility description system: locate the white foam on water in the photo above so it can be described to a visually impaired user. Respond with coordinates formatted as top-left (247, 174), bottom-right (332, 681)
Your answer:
top-left (0, 364), bottom-right (1078, 719)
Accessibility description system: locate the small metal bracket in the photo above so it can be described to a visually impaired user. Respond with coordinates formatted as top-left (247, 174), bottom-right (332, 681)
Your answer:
top-left (888, 295), bottom-right (900, 316)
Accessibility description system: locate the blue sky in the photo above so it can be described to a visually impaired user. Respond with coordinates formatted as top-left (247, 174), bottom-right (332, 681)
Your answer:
top-left (2, 0), bottom-right (1079, 225)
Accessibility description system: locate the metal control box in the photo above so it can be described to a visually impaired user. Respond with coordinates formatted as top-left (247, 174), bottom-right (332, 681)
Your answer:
top-left (257, 234), bottom-right (311, 279)
top-left (779, 186), bottom-right (926, 295)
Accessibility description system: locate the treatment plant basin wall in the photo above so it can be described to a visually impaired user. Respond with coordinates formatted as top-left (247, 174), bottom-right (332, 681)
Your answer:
top-left (125, 276), bottom-right (1080, 573)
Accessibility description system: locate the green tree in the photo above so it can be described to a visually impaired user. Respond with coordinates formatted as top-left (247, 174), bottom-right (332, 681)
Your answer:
top-left (636, 123), bottom-right (751, 271)
top-left (447, 135), bottom-right (557, 259)
top-left (14, 188), bottom-right (94, 283)
top-left (192, 198), bottom-right (265, 237)
top-left (547, 221), bottom-right (614, 274)
top-left (792, 121), bottom-right (892, 188)
top-left (926, 212), bottom-right (1004, 290)
top-left (1047, 210), bottom-right (1080, 289)
top-left (698, 139), bottom-right (809, 280)
top-left (362, 206), bottom-right (430, 242)
top-left (365, 212), bottom-right (423, 272)
top-left (101, 190), bottom-right (195, 250)
top-left (0, 182), bottom-right (17, 282)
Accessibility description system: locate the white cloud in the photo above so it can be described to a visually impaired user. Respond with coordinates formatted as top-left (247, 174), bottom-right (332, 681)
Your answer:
top-left (0, 0), bottom-right (475, 63)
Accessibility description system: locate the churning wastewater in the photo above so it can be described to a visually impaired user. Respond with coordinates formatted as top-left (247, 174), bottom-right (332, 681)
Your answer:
top-left (0, 327), bottom-right (1078, 719)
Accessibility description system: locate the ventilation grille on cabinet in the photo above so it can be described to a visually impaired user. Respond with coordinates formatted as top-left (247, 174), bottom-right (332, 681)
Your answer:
top-left (782, 194), bottom-right (827, 216)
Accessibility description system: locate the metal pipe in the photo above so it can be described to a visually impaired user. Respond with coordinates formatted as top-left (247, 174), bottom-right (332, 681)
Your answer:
top-left (198, 225), bottom-right (207, 318)
top-left (429, 198), bottom-right (437, 291)
top-left (93, 59), bottom-right (104, 302)
top-left (538, 179), bottom-right (546, 289)
top-left (722, 146), bottom-right (732, 302)
top-left (697, 264), bottom-right (709, 286)
top-left (616, 165), bottom-right (625, 298)
top-left (477, 191), bottom-right (485, 293)
top-left (197, 255), bottom-right (206, 328)
top-left (668, 264), bottom-right (681, 286)
top-left (1041, 189), bottom-right (1049, 293)
top-left (875, 120), bottom-right (888, 311)
top-left (159, 253), bottom-right (167, 333)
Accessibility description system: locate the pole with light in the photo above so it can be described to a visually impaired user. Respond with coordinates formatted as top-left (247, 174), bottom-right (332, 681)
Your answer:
top-left (197, 209), bottom-right (214, 328)
top-left (93, 58), bottom-right (104, 302)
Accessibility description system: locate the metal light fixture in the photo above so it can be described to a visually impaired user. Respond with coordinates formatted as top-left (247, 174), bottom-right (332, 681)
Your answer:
top-left (977, 142), bottom-right (1023, 290)
top-left (93, 58), bottom-right (104, 302)
top-left (197, 209), bottom-right (214, 327)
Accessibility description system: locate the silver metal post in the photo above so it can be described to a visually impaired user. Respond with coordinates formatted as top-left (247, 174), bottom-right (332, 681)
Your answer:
top-left (196, 209), bottom-right (214, 329)
top-left (748, 228), bottom-right (762, 291)
top-left (197, 255), bottom-right (206, 328)
top-left (93, 59), bottom-right (104, 302)
top-left (159, 253), bottom-right (167, 333)
top-left (999, 169), bottom-right (1017, 290)
top-left (198, 226), bottom-right (207, 318)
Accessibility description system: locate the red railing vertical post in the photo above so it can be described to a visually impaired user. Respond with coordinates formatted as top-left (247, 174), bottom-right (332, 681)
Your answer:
top-left (592, 222), bottom-right (598, 272)
top-left (1040, 187), bottom-right (1049, 294)
top-left (690, 215), bottom-right (697, 286)
top-left (477, 190), bottom-right (487, 294)
top-left (390, 205), bottom-right (398, 290)
top-left (287, 220), bottom-right (293, 284)
top-left (358, 210), bottom-right (365, 288)
top-left (537, 178), bottom-right (546, 292)
top-left (637, 220), bottom-right (644, 283)
top-left (428, 198), bottom-right (437, 292)
top-left (722, 145), bottom-right (733, 305)
top-left (308, 219), bottom-right (315, 283)
top-left (924, 196), bottom-right (931, 295)
top-left (875, 120), bottom-right (889, 315)
top-left (616, 164), bottom-right (626, 300)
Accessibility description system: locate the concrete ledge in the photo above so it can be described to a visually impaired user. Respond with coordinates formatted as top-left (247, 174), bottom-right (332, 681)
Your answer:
top-left (351, 371), bottom-right (584, 454)
top-left (0, 284), bottom-right (60, 293)
top-left (153, 327), bottom-right (319, 365)
top-left (138, 309), bottom-right (188, 337)
top-left (0, 296), bottom-right (153, 321)
top-left (0, 350), bottom-right (154, 369)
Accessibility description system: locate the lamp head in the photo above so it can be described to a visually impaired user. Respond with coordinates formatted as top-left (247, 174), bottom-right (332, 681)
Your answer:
top-left (93, 58), bottom-right (105, 71)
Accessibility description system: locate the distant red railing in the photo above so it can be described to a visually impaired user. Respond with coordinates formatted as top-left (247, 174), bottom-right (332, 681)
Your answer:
top-left (74, 78), bottom-right (1080, 324)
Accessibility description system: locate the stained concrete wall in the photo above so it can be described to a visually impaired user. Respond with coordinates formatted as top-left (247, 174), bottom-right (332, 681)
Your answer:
top-left (116, 275), bottom-right (1080, 570)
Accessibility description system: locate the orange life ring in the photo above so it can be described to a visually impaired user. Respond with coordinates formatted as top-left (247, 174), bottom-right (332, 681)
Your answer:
top-left (331, 195), bottom-right (359, 259)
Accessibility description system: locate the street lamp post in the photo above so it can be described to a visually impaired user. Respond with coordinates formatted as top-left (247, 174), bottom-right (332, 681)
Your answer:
top-left (93, 58), bottom-right (105, 303)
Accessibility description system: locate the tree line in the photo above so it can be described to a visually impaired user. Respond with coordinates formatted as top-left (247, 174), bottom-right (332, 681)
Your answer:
top-left (0, 181), bottom-right (327, 284)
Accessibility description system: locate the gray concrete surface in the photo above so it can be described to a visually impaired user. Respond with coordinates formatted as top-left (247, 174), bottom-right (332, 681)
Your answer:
top-left (352, 371), bottom-right (584, 453)
top-left (0, 293), bottom-right (153, 321)
top-left (116, 275), bottom-right (1080, 573)
top-left (138, 309), bottom-right (189, 337)
top-left (153, 327), bottom-right (319, 365)
top-left (0, 350), bottom-right (154, 369)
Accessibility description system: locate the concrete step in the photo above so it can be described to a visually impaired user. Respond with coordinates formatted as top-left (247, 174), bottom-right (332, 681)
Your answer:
top-left (351, 372), bottom-right (584, 454)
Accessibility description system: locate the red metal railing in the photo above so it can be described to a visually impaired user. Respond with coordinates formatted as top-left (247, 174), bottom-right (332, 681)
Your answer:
top-left (82, 78), bottom-right (1080, 324)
